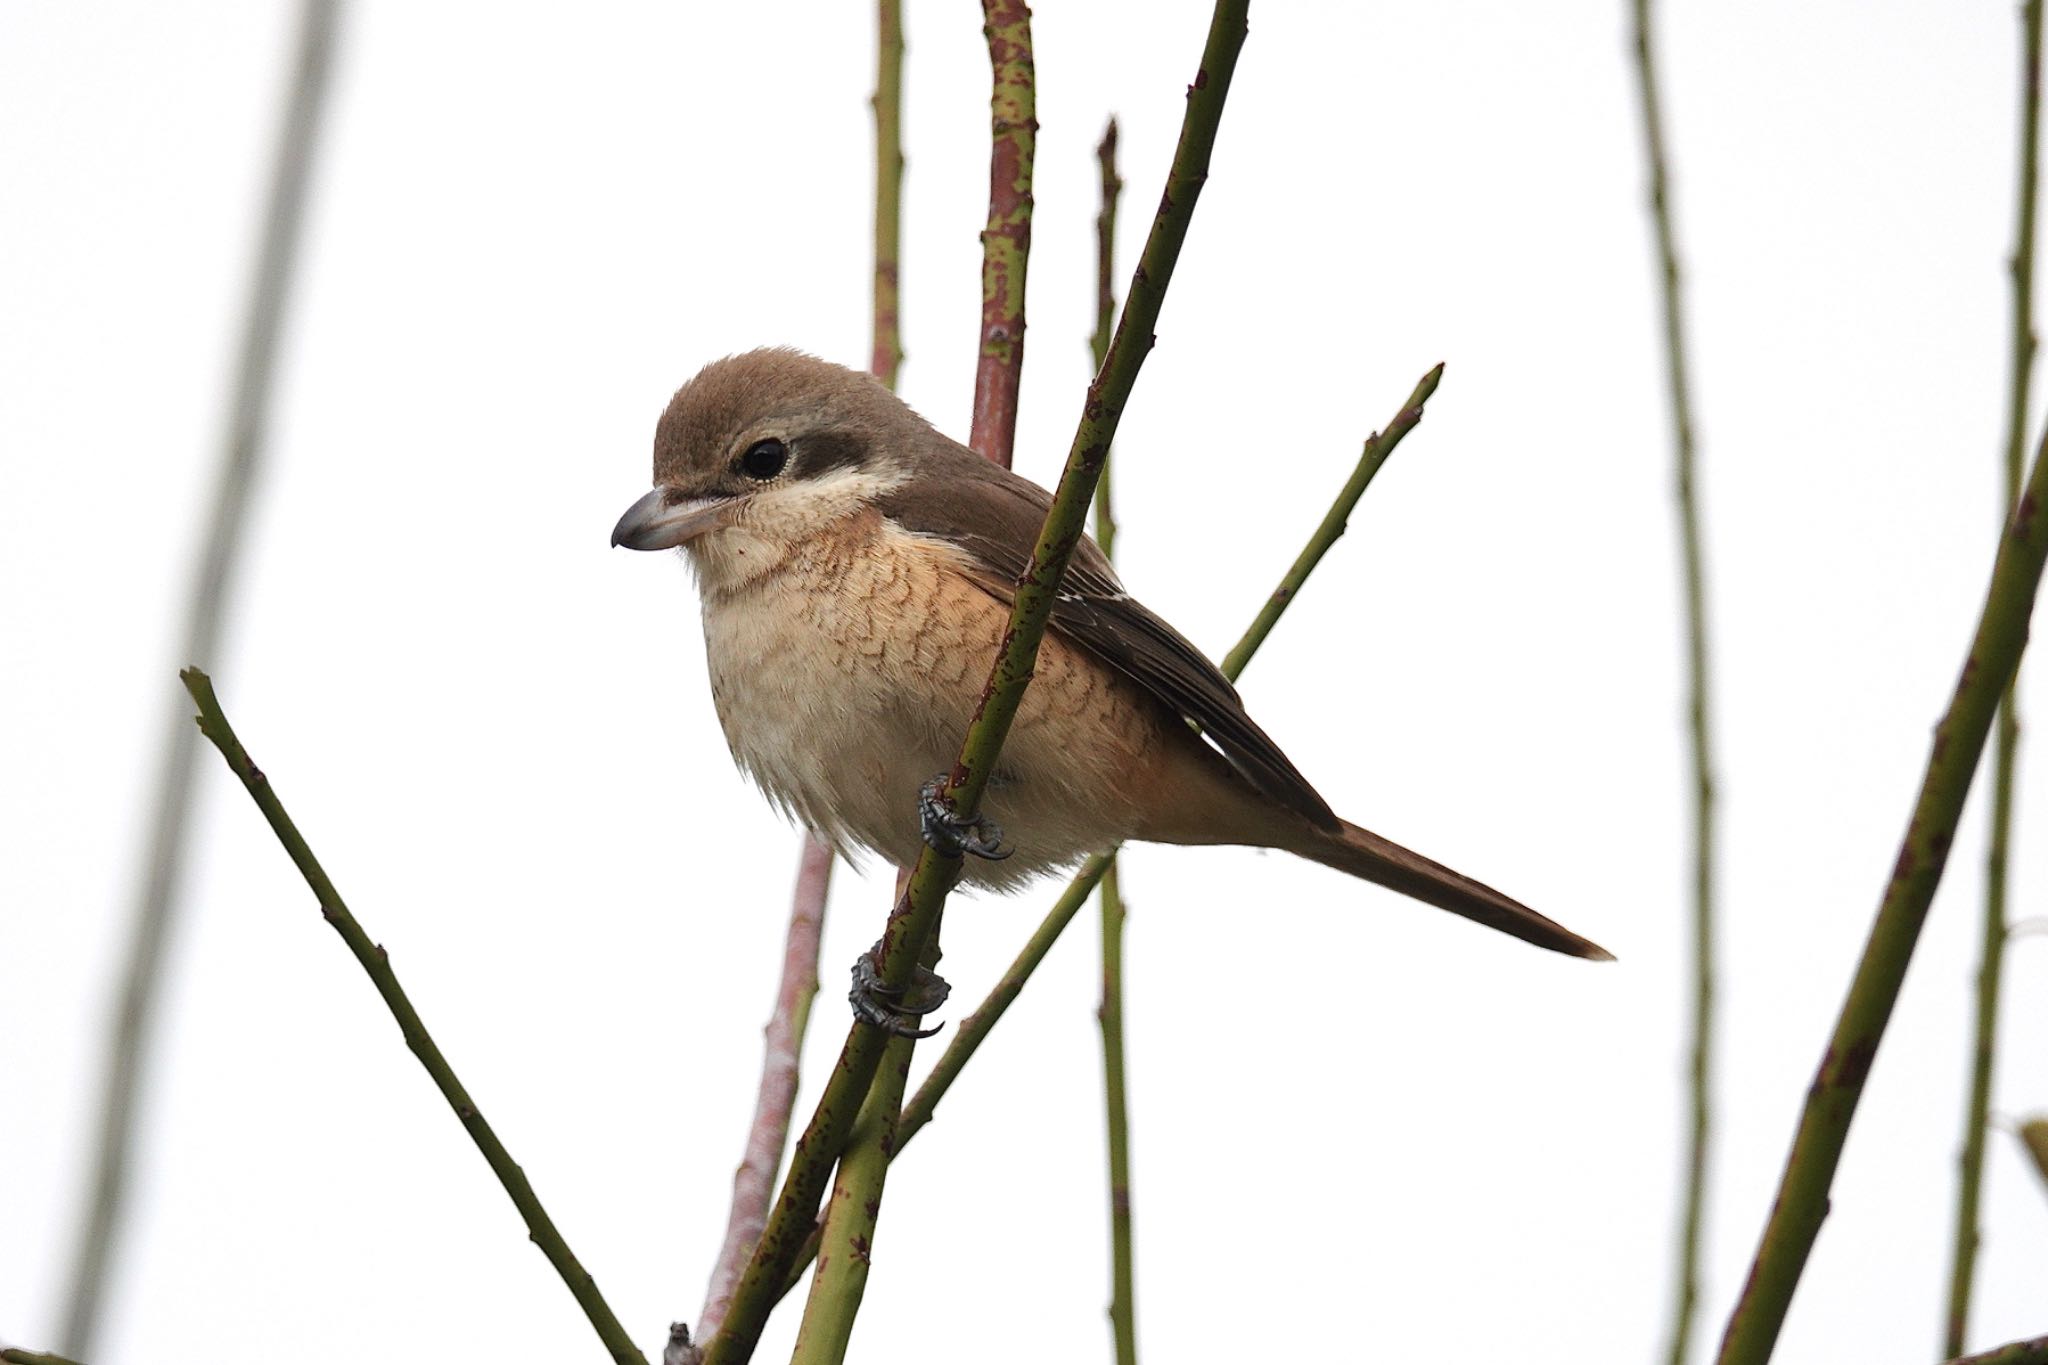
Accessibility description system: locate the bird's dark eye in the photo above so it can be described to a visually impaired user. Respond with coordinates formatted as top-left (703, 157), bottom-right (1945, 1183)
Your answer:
top-left (739, 438), bottom-right (789, 481)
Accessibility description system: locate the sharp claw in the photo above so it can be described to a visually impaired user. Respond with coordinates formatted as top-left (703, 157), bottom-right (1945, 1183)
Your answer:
top-left (918, 773), bottom-right (1013, 861)
top-left (849, 947), bottom-right (951, 1037)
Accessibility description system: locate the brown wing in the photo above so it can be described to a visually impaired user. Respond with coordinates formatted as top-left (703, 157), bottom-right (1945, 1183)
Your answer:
top-left (877, 441), bottom-right (1340, 831)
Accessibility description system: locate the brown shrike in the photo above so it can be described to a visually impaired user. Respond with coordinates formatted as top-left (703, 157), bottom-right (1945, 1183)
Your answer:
top-left (613, 348), bottom-right (1611, 967)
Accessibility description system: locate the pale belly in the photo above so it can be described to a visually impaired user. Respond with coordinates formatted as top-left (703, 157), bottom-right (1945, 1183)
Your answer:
top-left (696, 528), bottom-right (1163, 890)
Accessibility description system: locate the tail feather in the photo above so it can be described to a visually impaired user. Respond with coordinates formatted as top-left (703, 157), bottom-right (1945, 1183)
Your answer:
top-left (1294, 819), bottom-right (1613, 961)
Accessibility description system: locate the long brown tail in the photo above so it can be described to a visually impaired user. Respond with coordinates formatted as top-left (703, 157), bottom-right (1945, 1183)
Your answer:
top-left (1289, 819), bottom-right (1614, 960)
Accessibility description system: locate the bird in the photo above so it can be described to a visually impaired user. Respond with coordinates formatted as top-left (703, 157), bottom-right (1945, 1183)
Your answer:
top-left (613, 347), bottom-right (1611, 970)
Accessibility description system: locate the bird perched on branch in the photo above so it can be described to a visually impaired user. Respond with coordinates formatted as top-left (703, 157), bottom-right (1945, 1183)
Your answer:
top-left (613, 348), bottom-right (1610, 989)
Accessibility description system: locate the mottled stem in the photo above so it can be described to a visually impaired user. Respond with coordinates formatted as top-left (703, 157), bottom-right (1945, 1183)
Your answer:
top-left (178, 670), bottom-right (646, 1365)
top-left (968, 0), bottom-right (1037, 468)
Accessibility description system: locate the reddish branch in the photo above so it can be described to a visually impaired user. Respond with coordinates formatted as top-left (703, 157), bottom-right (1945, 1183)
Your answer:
top-left (694, 838), bottom-right (831, 1343)
top-left (970, 0), bottom-right (1037, 468)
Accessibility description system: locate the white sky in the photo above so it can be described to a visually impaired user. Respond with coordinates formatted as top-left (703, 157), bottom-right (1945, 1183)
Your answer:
top-left (4, 2), bottom-right (2045, 1362)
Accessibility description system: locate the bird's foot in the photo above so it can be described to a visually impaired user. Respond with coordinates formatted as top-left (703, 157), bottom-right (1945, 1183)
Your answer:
top-left (918, 772), bottom-right (1011, 861)
top-left (849, 946), bottom-right (952, 1038)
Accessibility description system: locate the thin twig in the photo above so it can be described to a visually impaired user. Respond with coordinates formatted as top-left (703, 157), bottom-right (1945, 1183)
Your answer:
top-left (3, 1349), bottom-right (90, 1365)
top-left (1629, 4), bottom-right (1718, 1361)
top-left (1947, 2), bottom-right (2042, 1353)
top-left (871, 0), bottom-right (905, 389)
top-left (1945, 1335), bottom-right (2048, 1365)
top-left (1088, 115), bottom-right (1138, 1365)
top-left (59, 5), bottom-right (342, 1354)
top-left (1219, 365), bottom-right (1444, 680)
top-left (791, 9), bottom-right (1036, 1355)
top-left (696, 5), bottom-right (1252, 1360)
top-left (178, 669), bottom-right (647, 1365)
top-left (1712, 415), bottom-right (2048, 1364)
top-left (761, 361), bottom-right (1451, 1300)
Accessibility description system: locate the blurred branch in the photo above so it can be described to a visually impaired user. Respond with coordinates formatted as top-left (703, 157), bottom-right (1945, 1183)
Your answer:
top-left (1946, 1335), bottom-right (2048, 1365)
top-left (1713, 408), bottom-right (2048, 1364)
top-left (59, 4), bottom-right (343, 1354)
top-left (3, 1349), bottom-right (89, 1365)
top-left (1628, 3), bottom-right (1719, 1361)
top-left (792, 7), bottom-right (1036, 1355)
top-left (2021, 1117), bottom-right (2048, 1197)
top-left (178, 669), bottom-right (647, 1365)
top-left (1088, 115), bottom-right (1138, 1365)
top-left (1946, 1), bottom-right (2042, 1354)
top-left (697, 4), bottom-right (1252, 1359)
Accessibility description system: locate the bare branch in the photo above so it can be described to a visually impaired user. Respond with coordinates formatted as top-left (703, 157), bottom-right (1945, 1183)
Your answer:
top-left (179, 669), bottom-right (648, 1365)
top-left (1713, 362), bottom-right (2048, 1365)
top-left (1627, 2), bottom-right (1720, 1360)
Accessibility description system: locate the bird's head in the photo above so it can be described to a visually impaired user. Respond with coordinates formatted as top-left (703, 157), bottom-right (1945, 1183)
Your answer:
top-left (611, 347), bottom-right (928, 588)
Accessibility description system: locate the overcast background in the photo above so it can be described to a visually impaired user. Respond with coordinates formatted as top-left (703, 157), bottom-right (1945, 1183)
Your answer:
top-left (5, 2), bottom-right (2046, 1362)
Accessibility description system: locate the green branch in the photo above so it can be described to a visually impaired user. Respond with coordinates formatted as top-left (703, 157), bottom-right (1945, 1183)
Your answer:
top-left (1712, 393), bottom-right (2048, 1363)
top-left (869, 0), bottom-right (904, 388)
top-left (1629, 2), bottom-right (1719, 1362)
top-left (1947, 0), bottom-right (2042, 1353)
top-left (1219, 365), bottom-right (1442, 680)
top-left (1088, 112), bottom-right (1137, 1365)
top-left (696, 6), bottom-right (1251, 1359)
top-left (3, 1349), bottom-right (90, 1365)
top-left (178, 669), bottom-right (647, 1365)
top-left (786, 1032), bottom-right (912, 1365)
